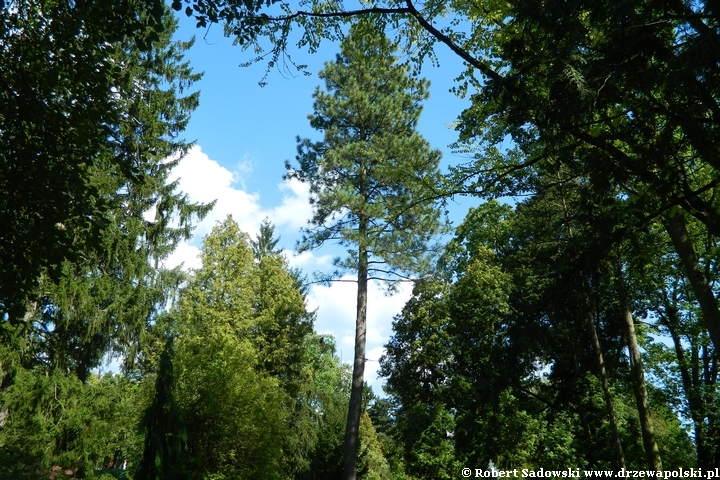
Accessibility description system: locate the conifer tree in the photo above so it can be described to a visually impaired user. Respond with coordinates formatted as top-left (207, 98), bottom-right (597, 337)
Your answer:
top-left (136, 338), bottom-right (184, 480)
top-left (286, 22), bottom-right (444, 480)
top-left (5, 7), bottom-right (210, 381)
top-left (0, 9), bottom-right (209, 475)
top-left (0, 0), bottom-right (166, 317)
top-left (251, 217), bottom-right (283, 261)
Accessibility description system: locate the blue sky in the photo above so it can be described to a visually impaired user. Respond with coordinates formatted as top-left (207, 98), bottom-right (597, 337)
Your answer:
top-left (166, 12), bottom-right (480, 394)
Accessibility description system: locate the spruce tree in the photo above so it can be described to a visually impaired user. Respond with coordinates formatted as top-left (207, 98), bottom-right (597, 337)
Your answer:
top-left (0, 9), bottom-right (210, 474)
top-left (0, 0), bottom-right (166, 317)
top-left (286, 22), bottom-right (444, 480)
top-left (251, 217), bottom-right (283, 261)
top-left (7, 7), bottom-right (210, 381)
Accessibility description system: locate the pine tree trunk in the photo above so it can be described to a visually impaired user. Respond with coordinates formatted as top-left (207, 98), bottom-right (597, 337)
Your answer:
top-left (618, 277), bottom-right (662, 470)
top-left (342, 239), bottom-right (368, 480)
top-left (586, 309), bottom-right (626, 469)
top-left (664, 209), bottom-right (720, 353)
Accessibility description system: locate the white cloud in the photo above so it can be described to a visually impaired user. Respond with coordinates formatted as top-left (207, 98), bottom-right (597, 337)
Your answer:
top-left (285, 250), bottom-right (334, 270)
top-left (164, 145), bottom-right (410, 395)
top-left (307, 277), bottom-right (413, 395)
top-left (168, 146), bottom-right (263, 240)
top-left (232, 153), bottom-right (256, 190)
top-left (163, 242), bottom-right (202, 271)
top-left (142, 204), bottom-right (156, 223)
top-left (269, 178), bottom-right (314, 231)
top-left (164, 145), bottom-right (313, 268)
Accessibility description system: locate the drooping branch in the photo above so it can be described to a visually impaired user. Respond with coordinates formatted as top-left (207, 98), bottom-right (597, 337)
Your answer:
top-left (258, 0), bottom-right (505, 85)
top-left (402, 0), bottom-right (504, 84)
top-left (263, 6), bottom-right (412, 21)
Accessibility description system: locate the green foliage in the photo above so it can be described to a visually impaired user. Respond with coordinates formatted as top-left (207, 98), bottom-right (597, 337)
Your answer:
top-left (381, 190), bottom-right (700, 470)
top-left (381, 279), bottom-right (453, 407)
top-left (9, 0), bottom-right (719, 472)
top-left (368, 398), bottom-right (412, 479)
top-left (0, 370), bottom-right (143, 478)
top-left (164, 217), bottom-right (354, 479)
top-left (173, 327), bottom-right (286, 479)
top-left (136, 338), bottom-right (184, 480)
top-left (251, 217), bottom-right (283, 261)
top-left (358, 412), bottom-right (392, 480)
top-left (0, 7), bottom-right (208, 477)
top-left (292, 334), bottom-right (350, 479)
top-left (398, 403), bottom-right (458, 479)
top-left (176, 216), bottom-right (313, 388)
top-left (0, 0), bottom-right (170, 317)
top-left (3, 6), bottom-right (209, 382)
top-left (287, 22), bottom-right (445, 478)
top-left (166, 217), bottom-right (291, 478)
top-left (636, 214), bottom-right (720, 468)
top-left (287, 22), bottom-right (445, 282)
top-left (440, 200), bottom-right (515, 278)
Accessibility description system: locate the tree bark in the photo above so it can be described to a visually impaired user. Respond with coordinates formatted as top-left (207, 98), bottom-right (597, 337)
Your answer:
top-left (664, 209), bottom-right (720, 353)
top-left (342, 236), bottom-right (368, 480)
top-left (617, 276), bottom-right (662, 470)
top-left (663, 304), bottom-right (710, 468)
top-left (587, 308), bottom-right (627, 469)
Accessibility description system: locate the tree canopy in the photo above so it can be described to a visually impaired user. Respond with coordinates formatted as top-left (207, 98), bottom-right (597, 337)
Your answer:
top-left (0, 6), bottom-right (209, 383)
top-left (7, 0), bottom-right (720, 474)
top-left (0, 0), bottom-right (176, 317)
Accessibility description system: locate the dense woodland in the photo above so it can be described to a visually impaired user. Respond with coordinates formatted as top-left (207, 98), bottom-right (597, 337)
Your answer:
top-left (2, 0), bottom-right (720, 478)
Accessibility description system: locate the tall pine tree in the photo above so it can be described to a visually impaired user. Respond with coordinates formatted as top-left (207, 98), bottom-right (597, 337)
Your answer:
top-left (286, 22), bottom-right (444, 480)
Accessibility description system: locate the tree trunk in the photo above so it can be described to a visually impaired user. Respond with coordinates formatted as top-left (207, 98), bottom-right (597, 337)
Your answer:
top-left (617, 276), bottom-right (662, 470)
top-left (342, 240), bottom-right (368, 480)
top-left (664, 209), bottom-right (720, 353)
top-left (663, 304), bottom-right (710, 468)
top-left (586, 309), bottom-right (626, 469)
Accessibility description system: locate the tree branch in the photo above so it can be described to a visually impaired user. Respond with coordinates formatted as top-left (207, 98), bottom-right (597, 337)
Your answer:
top-left (403, 0), bottom-right (504, 85)
top-left (260, 0), bottom-right (505, 85)
top-left (264, 6), bottom-right (412, 22)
